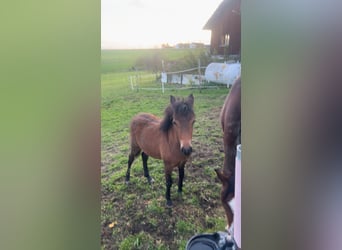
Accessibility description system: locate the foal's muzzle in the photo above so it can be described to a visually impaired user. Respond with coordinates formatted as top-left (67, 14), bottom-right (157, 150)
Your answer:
top-left (181, 146), bottom-right (192, 156)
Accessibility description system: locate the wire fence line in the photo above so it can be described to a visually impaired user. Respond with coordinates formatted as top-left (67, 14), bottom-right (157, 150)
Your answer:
top-left (128, 64), bottom-right (211, 93)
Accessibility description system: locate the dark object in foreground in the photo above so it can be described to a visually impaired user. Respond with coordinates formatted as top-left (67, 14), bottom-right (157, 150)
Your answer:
top-left (186, 231), bottom-right (239, 250)
top-left (215, 77), bottom-right (241, 228)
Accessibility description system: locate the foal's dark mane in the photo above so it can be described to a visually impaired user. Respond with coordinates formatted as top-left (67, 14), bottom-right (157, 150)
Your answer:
top-left (160, 98), bottom-right (193, 132)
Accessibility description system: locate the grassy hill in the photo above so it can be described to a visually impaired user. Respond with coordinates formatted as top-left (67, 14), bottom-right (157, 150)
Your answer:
top-left (101, 48), bottom-right (208, 74)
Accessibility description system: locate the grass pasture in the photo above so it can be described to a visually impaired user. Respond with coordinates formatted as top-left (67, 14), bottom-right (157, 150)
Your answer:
top-left (101, 49), bottom-right (231, 249)
top-left (101, 48), bottom-right (204, 74)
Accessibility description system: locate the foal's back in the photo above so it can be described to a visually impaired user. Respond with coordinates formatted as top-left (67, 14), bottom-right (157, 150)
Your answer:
top-left (130, 113), bottom-right (163, 159)
top-left (130, 113), bottom-right (160, 130)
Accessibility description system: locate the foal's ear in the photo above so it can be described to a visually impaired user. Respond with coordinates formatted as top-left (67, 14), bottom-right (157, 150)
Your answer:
top-left (187, 94), bottom-right (194, 106)
top-left (170, 95), bottom-right (176, 104)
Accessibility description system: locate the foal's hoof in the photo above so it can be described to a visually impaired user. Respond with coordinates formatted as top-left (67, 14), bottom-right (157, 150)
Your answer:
top-left (166, 200), bottom-right (173, 207)
top-left (147, 177), bottom-right (154, 184)
top-left (125, 180), bottom-right (130, 185)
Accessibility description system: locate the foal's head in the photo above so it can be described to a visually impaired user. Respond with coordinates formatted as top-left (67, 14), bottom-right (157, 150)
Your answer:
top-left (160, 94), bottom-right (195, 156)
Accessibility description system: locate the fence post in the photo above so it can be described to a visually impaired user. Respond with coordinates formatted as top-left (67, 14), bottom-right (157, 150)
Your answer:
top-left (130, 76), bottom-right (134, 91)
top-left (198, 59), bottom-right (202, 92)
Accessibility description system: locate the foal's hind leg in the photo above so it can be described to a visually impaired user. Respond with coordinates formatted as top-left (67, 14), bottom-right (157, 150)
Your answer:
top-left (125, 147), bottom-right (140, 184)
top-left (165, 168), bottom-right (173, 207)
top-left (141, 152), bottom-right (153, 184)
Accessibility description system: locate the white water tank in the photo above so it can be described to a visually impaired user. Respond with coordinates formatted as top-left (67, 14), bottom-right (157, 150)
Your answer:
top-left (205, 62), bottom-right (241, 87)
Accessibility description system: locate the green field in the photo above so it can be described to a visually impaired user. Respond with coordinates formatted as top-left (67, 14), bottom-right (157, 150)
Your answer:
top-left (101, 49), bottom-right (231, 249)
top-left (101, 48), bottom-right (206, 74)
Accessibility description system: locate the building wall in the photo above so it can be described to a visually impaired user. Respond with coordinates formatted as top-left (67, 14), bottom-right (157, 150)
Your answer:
top-left (207, 0), bottom-right (241, 56)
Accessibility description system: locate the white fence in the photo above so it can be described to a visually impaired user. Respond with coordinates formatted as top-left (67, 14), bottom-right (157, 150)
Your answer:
top-left (129, 61), bottom-right (241, 92)
top-left (160, 67), bottom-right (207, 85)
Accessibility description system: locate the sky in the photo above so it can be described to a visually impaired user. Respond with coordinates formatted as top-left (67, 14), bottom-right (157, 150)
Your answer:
top-left (101, 0), bottom-right (223, 49)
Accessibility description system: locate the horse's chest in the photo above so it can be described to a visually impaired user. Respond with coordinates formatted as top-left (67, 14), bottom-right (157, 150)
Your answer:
top-left (161, 146), bottom-right (188, 166)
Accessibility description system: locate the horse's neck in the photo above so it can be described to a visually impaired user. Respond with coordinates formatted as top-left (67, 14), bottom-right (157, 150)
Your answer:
top-left (166, 127), bottom-right (180, 148)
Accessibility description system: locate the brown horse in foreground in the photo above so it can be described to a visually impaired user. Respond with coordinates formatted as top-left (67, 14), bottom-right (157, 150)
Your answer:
top-left (125, 94), bottom-right (195, 207)
top-left (215, 77), bottom-right (241, 230)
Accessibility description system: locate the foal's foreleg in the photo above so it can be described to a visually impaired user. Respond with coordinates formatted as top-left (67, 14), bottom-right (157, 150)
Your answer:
top-left (141, 152), bottom-right (153, 184)
top-left (178, 163), bottom-right (185, 193)
top-left (165, 169), bottom-right (173, 207)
